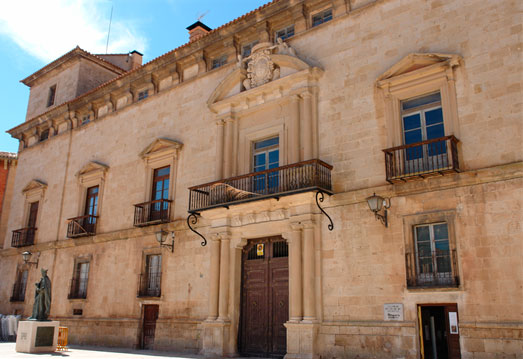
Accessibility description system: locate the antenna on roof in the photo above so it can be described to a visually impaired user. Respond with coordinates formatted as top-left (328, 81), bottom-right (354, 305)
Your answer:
top-left (197, 10), bottom-right (209, 22)
top-left (105, 5), bottom-right (113, 54)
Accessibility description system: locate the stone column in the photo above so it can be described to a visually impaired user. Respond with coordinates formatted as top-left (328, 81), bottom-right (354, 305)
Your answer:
top-left (289, 95), bottom-right (301, 164)
top-left (218, 237), bottom-right (230, 321)
top-left (207, 237), bottom-right (221, 320)
top-left (215, 120), bottom-right (225, 180)
top-left (284, 230), bottom-right (303, 322)
top-left (223, 118), bottom-right (234, 178)
top-left (302, 223), bottom-right (316, 321)
top-left (300, 92), bottom-right (313, 161)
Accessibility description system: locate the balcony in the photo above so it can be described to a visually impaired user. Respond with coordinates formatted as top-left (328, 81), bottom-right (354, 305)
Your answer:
top-left (137, 273), bottom-right (162, 297)
top-left (68, 278), bottom-right (88, 299)
top-left (67, 215), bottom-right (98, 238)
top-left (188, 159), bottom-right (333, 213)
top-left (133, 199), bottom-right (172, 227)
top-left (383, 135), bottom-right (460, 183)
top-left (406, 249), bottom-right (459, 288)
top-left (11, 228), bottom-right (36, 248)
top-left (10, 283), bottom-right (26, 302)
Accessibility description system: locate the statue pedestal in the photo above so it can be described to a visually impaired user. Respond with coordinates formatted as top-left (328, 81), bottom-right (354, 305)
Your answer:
top-left (15, 320), bottom-right (59, 353)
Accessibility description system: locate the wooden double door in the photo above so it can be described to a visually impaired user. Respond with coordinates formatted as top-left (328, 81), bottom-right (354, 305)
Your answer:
top-left (239, 237), bottom-right (289, 358)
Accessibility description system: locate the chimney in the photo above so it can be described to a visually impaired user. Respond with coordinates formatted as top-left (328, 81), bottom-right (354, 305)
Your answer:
top-left (129, 50), bottom-right (143, 70)
top-left (186, 21), bottom-right (212, 42)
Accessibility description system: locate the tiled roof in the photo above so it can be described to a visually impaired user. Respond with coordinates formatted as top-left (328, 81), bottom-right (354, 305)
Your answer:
top-left (0, 152), bottom-right (17, 160)
top-left (11, 0), bottom-right (281, 133)
top-left (20, 46), bottom-right (127, 86)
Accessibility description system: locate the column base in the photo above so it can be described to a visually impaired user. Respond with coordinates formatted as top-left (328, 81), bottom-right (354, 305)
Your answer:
top-left (201, 320), bottom-right (232, 358)
top-left (284, 321), bottom-right (319, 359)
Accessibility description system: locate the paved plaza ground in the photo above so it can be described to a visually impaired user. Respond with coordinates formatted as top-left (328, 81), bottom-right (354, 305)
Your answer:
top-left (0, 343), bottom-right (267, 359)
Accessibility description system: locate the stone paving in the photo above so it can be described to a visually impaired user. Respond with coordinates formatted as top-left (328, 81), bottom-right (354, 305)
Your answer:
top-left (0, 343), bottom-right (269, 359)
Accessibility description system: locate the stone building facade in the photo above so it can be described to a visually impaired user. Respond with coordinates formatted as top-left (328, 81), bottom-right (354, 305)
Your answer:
top-left (0, 0), bottom-right (521, 358)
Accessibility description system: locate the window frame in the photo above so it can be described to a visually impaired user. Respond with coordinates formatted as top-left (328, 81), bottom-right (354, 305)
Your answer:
top-left (75, 162), bottom-right (108, 235)
top-left (242, 40), bottom-right (259, 58)
top-left (138, 89), bottom-right (149, 101)
top-left (376, 54), bottom-right (461, 149)
top-left (211, 55), bottom-right (228, 69)
top-left (69, 256), bottom-right (92, 300)
top-left (402, 210), bottom-right (460, 290)
top-left (275, 25), bottom-right (295, 41)
top-left (47, 85), bottom-right (57, 107)
top-left (20, 180), bottom-right (47, 246)
top-left (139, 249), bottom-right (163, 298)
top-left (311, 8), bottom-right (333, 28)
top-left (11, 267), bottom-right (29, 302)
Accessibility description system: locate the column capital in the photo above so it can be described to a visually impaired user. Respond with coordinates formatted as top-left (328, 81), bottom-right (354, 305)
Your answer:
top-left (211, 231), bottom-right (231, 241)
top-left (299, 91), bottom-right (313, 99)
top-left (216, 119), bottom-right (225, 126)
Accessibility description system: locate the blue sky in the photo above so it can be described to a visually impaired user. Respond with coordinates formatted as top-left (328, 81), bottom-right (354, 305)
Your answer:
top-left (0, 0), bottom-right (269, 153)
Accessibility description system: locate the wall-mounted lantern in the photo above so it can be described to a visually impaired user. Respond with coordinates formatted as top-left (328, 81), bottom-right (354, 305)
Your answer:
top-left (366, 193), bottom-right (391, 227)
top-left (156, 230), bottom-right (174, 252)
top-left (22, 251), bottom-right (40, 267)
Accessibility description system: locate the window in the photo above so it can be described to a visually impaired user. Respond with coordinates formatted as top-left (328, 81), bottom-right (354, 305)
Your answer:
top-left (139, 254), bottom-right (162, 297)
top-left (413, 223), bottom-right (455, 287)
top-left (39, 129), bottom-right (49, 142)
top-left (377, 53), bottom-right (462, 182)
top-left (69, 261), bottom-right (90, 299)
top-left (81, 114), bottom-right (90, 126)
top-left (275, 25), bottom-right (295, 41)
top-left (401, 92), bottom-right (448, 170)
top-left (211, 55), bottom-right (228, 69)
top-left (10, 269), bottom-right (28, 302)
top-left (24, 201), bottom-right (38, 244)
top-left (83, 185), bottom-right (99, 231)
top-left (47, 85), bottom-right (56, 107)
top-left (253, 137), bottom-right (279, 192)
top-left (150, 166), bottom-right (170, 221)
top-left (312, 8), bottom-right (332, 27)
top-left (14, 180), bottom-right (46, 248)
top-left (242, 41), bottom-right (259, 57)
top-left (138, 90), bottom-right (149, 101)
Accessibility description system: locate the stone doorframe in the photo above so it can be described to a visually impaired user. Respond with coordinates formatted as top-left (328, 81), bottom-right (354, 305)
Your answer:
top-left (201, 211), bottom-right (323, 358)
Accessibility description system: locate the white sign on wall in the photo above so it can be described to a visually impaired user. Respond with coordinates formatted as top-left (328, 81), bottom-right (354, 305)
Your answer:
top-left (383, 303), bottom-right (404, 321)
top-left (449, 312), bottom-right (459, 334)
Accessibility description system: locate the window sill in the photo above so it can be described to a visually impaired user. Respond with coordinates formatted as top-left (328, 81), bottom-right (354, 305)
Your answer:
top-left (68, 297), bottom-right (87, 302)
top-left (406, 285), bottom-right (461, 293)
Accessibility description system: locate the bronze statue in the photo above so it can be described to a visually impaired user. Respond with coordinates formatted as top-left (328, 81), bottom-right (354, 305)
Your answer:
top-left (28, 268), bottom-right (52, 321)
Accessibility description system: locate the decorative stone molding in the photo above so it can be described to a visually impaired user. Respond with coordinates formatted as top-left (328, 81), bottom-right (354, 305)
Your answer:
top-left (140, 138), bottom-right (183, 203)
top-left (22, 180), bottom-right (47, 201)
top-left (376, 53), bottom-right (462, 148)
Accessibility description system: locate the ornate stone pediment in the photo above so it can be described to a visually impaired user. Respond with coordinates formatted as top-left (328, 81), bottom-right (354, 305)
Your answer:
top-left (22, 179), bottom-right (47, 194)
top-left (140, 138), bottom-right (183, 165)
top-left (377, 53), bottom-right (462, 86)
top-left (208, 39), bottom-right (322, 112)
top-left (77, 161), bottom-right (109, 177)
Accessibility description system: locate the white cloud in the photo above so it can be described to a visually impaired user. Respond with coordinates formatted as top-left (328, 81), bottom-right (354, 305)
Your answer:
top-left (0, 0), bottom-right (147, 62)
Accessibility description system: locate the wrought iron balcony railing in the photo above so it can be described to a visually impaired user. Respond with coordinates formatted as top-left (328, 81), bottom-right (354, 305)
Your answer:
top-left (68, 278), bottom-right (88, 299)
top-left (406, 249), bottom-right (459, 288)
top-left (11, 227), bottom-right (36, 248)
top-left (137, 273), bottom-right (162, 297)
top-left (67, 215), bottom-right (98, 238)
top-left (188, 159), bottom-right (333, 213)
top-left (10, 282), bottom-right (26, 302)
top-left (133, 199), bottom-right (172, 227)
top-left (383, 135), bottom-right (459, 183)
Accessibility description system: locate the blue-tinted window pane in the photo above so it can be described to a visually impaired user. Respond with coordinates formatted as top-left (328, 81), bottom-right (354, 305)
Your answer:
top-left (416, 226), bottom-right (430, 242)
top-left (426, 123), bottom-right (445, 139)
top-left (403, 114), bottom-right (421, 131)
top-left (434, 224), bottom-right (448, 240)
top-left (254, 153), bottom-right (266, 167)
top-left (157, 167), bottom-right (170, 177)
top-left (402, 92), bottom-right (441, 111)
top-left (404, 129), bottom-right (422, 144)
top-left (435, 240), bottom-right (449, 252)
top-left (425, 108), bottom-right (443, 126)
top-left (268, 150), bottom-right (279, 167)
top-left (254, 137), bottom-right (279, 150)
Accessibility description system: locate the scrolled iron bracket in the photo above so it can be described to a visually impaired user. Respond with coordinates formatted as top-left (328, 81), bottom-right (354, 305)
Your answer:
top-left (316, 191), bottom-right (334, 231)
top-left (187, 213), bottom-right (207, 246)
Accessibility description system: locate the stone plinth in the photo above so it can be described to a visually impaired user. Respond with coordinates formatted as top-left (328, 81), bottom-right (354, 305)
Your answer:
top-left (16, 320), bottom-right (59, 353)
top-left (201, 320), bottom-right (231, 357)
top-left (284, 322), bottom-right (319, 359)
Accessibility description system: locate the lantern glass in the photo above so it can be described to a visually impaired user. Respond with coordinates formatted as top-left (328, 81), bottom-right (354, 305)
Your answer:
top-left (156, 231), bottom-right (166, 244)
top-left (22, 251), bottom-right (32, 263)
top-left (366, 193), bottom-right (383, 212)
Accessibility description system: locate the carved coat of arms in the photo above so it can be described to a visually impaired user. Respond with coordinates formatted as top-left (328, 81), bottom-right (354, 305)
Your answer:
top-left (246, 49), bottom-right (275, 88)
